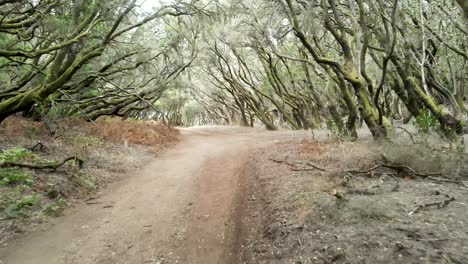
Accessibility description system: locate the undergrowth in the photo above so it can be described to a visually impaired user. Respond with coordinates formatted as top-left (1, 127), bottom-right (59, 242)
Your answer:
top-left (0, 186), bottom-right (40, 220)
top-left (0, 147), bottom-right (77, 221)
top-left (0, 147), bottom-right (35, 163)
top-left (0, 116), bottom-right (179, 242)
top-left (66, 117), bottom-right (179, 146)
top-left (0, 168), bottom-right (32, 186)
top-left (4, 195), bottom-right (40, 219)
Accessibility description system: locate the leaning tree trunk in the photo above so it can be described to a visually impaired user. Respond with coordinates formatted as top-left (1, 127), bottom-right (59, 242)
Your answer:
top-left (407, 77), bottom-right (463, 138)
top-left (456, 0), bottom-right (468, 20)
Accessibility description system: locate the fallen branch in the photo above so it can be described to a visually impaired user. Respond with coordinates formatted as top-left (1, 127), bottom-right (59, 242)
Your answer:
top-left (268, 157), bottom-right (296, 167)
top-left (305, 162), bottom-right (327, 172)
top-left (344, 165), bottom-right (385, 175)
top-left (375, 161), bottom-right (442, 178)
top-left (85, 195), bottom-right (101, 202)
top-left (346, 188), bottom-right (381, 196)
top-left (271, 157), bottom-right (443, 182)
top-left (345, 176), bottom-right (399, 196)
top-left (408, 194), bottom-right (455, 215)
top-left (86, 201), bottom-right (102, 205)
top-left (0, 156), bottom-right (84, 170)
top-left (345, 161), bottom-right (442, 179)
top-left (427, 176), bottom-right (468, 189)
top-left (269, 157), bottom-right (327, 172)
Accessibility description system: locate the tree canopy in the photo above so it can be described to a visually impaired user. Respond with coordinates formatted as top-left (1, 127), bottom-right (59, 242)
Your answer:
top-left (0, 0), bottom-right (467, 140)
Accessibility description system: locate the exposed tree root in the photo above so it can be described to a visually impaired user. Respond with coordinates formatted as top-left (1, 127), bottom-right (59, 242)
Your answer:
top-left (0, 156), bottom-right (83, 170)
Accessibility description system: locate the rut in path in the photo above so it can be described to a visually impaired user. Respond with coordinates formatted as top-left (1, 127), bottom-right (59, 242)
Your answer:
top-left (0, 127), bottom-right (264, 264)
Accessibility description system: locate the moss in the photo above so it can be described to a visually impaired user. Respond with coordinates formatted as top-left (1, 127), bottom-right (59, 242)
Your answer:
top-left (407, 76), bottom-right (462, 138)
top-left (353, 81), bottom-right (389, 138)
top-left (407, 77), bottom-right (443, 116)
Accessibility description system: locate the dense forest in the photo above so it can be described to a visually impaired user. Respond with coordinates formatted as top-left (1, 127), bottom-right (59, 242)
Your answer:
top-left (1, 0), bottom-right (467, 140)
top-left (1, 1), bottom-right (468, 263)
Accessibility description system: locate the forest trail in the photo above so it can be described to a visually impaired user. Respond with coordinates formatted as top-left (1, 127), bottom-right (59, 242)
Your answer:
top-left (0, 127), bottom-right (271, 264)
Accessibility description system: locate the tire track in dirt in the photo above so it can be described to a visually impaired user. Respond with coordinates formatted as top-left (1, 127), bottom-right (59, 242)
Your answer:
top-left (186, 142), bottom-right (249, 263)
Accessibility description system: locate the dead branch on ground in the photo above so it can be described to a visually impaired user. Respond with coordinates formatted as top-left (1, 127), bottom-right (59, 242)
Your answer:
top-left (0, 156), bottom-right (84, 170)
top-left (427, 176), bottom-right (468, 189)
top-left (343, 161), bottom-right (442, 178)
top-left (268, 157), bottom-right (327, 172)
top-left (408, 193), bottom-right (455, 215)
top-left (270, 157), bottom-right (448, 184)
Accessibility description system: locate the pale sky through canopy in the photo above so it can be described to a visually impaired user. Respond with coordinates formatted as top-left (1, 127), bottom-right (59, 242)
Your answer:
top-left (140, 0), bottom-right (165, 11)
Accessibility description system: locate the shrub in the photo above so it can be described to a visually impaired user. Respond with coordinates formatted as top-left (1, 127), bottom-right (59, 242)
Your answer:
top-left (0, 147), bottom-right (34, 163)
top-left (42, 201), bottom-right (64, 217)
top-left (414, 109), bottom-right (439, 134)
top-left (4, 195), bottom-right (39, 219)
top-left (70, 173), bottom-right (96, 193)
top-left (0, 168), bottom-right (32, 186)
top-left (0, 147), bottom-right (55, 166)
top-left (326, 117), bottom-right (338, 135)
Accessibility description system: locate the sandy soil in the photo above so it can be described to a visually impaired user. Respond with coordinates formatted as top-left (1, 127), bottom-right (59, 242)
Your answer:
top-left (0, 127), bottom-right (287, 264)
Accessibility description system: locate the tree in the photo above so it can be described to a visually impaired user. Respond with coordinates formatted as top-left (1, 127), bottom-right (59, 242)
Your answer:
top-left (0, 0), bottom-right (195, 123)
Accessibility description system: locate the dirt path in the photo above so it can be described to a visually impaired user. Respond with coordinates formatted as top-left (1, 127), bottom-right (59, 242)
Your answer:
top-left (0, 127), bottom-right (266, 264)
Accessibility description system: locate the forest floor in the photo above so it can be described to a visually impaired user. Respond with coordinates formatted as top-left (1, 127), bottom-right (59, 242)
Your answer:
top-left (0, 122), bottom-right (467, 264)
top-left (240, 131), bottom-right (468, 264)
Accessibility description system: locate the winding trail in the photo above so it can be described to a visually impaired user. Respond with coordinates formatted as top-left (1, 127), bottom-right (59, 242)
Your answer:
top-left (0, 127), bottom-right (279, 264)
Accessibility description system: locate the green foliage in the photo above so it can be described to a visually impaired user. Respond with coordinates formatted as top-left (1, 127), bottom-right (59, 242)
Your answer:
top-left (42, 200), bottom-right (65, 217)
top-left (46, 105), bottom-right (63, 120)
top-left (70, 173), bottom-right (96, 193)
top-left (0, 185), bottom-right (28, 209)
top-left (0, 168), bottom-right (32, 186)
top-left (30, 89), bottom-right (68, 122)
top-left (0, 147), bottom-right (34, 163)
top-left (4, 195), bottom-right (39, 219)
top-left (45, 95), bottom-right (67, 120)
top-left (0, 147), bottom-right (63, 170)
top-left (82, 88), bottom-right (100, 98)
top-left (414, 109), bottom-right (439, 133)
top-left (326, 117), bottom-right (338, 135)
top-left (43, 16), bottom-right (69, 35)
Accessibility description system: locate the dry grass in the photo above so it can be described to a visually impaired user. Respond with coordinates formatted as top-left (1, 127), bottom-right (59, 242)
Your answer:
top-left (63, 118), bottom-right (179, 147)
top-left (0, 116), bottom-right (180, 244)
top-left (1, 117), bottom-right (44, 134)
top-left (0, 117), bottom-right (48, 140)
top-left (241, 135), bottom-right (468, 264)
top-left (1, 117), bottom-right (179, 147)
